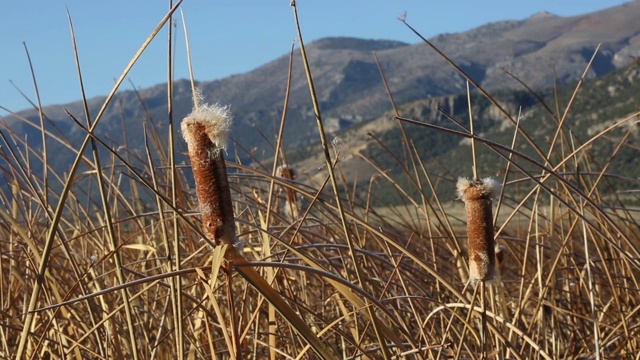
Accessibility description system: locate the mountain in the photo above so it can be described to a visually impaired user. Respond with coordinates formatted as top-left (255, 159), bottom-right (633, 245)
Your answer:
top-left (2, 1), bottom-right (640, 175)
top-left (289, 63), bottom-right (640, 205)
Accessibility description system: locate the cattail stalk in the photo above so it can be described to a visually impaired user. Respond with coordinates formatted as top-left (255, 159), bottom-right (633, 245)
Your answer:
top-left (457, 177), bottom-right (499, 282)
top-left (495, 244), bottom-right (507, 275)
top-left (182, 103), bottom-right (239, 357)
top-left (181, 101), bottom-right (337, 359)
top-left (181, 103), bottom-right (237, 247)
top-left (277, 164), bottom-right (300, 221)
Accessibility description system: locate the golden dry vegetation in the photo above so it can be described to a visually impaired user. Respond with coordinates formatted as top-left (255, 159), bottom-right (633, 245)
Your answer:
top-left (1, 3), bottom-right (640, 359)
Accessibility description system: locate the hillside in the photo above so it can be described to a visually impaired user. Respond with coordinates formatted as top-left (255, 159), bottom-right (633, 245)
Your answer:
top-left (290, 64), bottom-right (640, 205)
top-left (1, 1), bottom-right (640, 176)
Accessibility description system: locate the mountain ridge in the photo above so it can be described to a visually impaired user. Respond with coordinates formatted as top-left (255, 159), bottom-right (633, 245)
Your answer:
top-left (2, 1), bottom-right (639, 176)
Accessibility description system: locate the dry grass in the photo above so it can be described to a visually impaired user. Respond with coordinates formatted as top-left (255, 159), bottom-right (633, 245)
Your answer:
top-left (1, 3), bottom-right (640, 360)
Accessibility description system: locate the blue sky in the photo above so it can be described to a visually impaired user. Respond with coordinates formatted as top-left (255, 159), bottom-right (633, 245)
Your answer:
top-left (0, 0), bottom-right (631, 114)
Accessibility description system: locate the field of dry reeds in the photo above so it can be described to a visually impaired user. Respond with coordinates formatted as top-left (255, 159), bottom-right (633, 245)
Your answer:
top-left (1, 2), bottom-right (640, 359)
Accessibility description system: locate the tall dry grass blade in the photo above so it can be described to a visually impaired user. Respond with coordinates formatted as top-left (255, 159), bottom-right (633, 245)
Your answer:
top-left (190, 244), bottom-right (232, 360)
top-left (396, 115), bottom-right (640, 263)
top-left (375, 52), bottom-right (442, 273)
top-left (14, 3), bottom-right (183, 358)
top-left (165, 2), bottom-right (184, 357)
top-left (0, 130), bottom-right (48, 215)
top-left (493, 108), bottom-right (522, 230)
top-left (259, 186), bottom-right (278, 360)
top-left (67, 9), bottom-right (138, 359)
top-left (580, 200), bottom-right (602, 360)
top-left (21, 42), bottom-right (48, 209)
top-left (291, 3), bottom-right (397, 356)
top-left (400, 17), bottom-right (550, 165)
top-left (466, 81), bottom-right (479, 182)
top-left (33, 266), bottom-right (207, 314)
top-left (142, 125), bottom-right (177, 355)
top-left (6, 80), bottom-right (59, 134)
top-left (267, 165), bottom-right (297, 358)
top-left (62, 112), bottom-right (205, 241)
top-left (266, 42), bottom-right (295, 226)
top-left (363, 131), bottom-right (467, 280)
top-left (291, 0), bottom-right (428, 359)
top-left (546, 44), bottom-right (602, 158)
top-left (503, 69), bottom-right (558, 121)
top-left (232, 161), bottom-right (468, 301)
top-left (180, 8), bottom-right (199, 110)
top-left (429, 303), bottom-right (552, 359)
top-left (66, 10), bottom-right (140, 359)
top-left (374, 51), bottom-right (417, 172)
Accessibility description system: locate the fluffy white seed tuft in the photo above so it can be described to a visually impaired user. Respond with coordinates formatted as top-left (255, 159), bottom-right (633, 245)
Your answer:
top-left (456, 177), bottom-right (501, 202)
top-left (181, 103), bottom-right (232, 151)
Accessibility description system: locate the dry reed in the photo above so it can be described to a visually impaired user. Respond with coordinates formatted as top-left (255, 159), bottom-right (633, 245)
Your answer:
top-left (181, 103), bottom-right (236, 247)
top-left (457, 177), bottom-right (500, 282)
top-left (277, 164), bottom-right (300, 221)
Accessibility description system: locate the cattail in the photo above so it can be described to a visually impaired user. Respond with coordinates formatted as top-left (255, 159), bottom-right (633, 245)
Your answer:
top-left (181, 102), bottom-right (337, 359)
top-left (457, 177), bottom-right (500, 283)
top-left (181, 103), bottom-right (237, 247)
top-left (495, 244), bottom-right (507, 275)
top-left (277, 164), bottom-right (300, 220)
top-left (277, 164), bottom-right (296, 180)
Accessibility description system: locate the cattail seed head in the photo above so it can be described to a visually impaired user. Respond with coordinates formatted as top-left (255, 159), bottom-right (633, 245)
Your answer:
top-left (457, 177), bottom-right (500, 283)
top-left (276, 164), bottom-right (300, 221)
top-left (495, 244), bottom-right (507, 274)
top-left (181, 103), bottom-right (236, 247)
top-left (277, 164), bottom-right (297, 180)
top-left (181, 103), bottom-right (232, 151)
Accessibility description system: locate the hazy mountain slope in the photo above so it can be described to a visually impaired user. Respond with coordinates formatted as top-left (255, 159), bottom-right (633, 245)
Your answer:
top-left (1, 1), bottom-right (639, 176)
top-left (294, 64), bottom-right (640, 205)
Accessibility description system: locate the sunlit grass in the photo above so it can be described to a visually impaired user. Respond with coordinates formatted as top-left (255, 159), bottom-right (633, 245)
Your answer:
top-left (1, 2), bottom-right (640, 359)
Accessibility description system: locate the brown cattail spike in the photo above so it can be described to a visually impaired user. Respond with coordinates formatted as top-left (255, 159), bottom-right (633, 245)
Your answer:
top-left (277, 164), bottom-right (297, 181)
top-left (457, 177), bottom-right (500, 283)
top-left (495, 244), bottom-right (507, 275)
top-left (181, 104), bottom-right (236, 246)
top-left (277, 164), bottom-right (300, 221)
